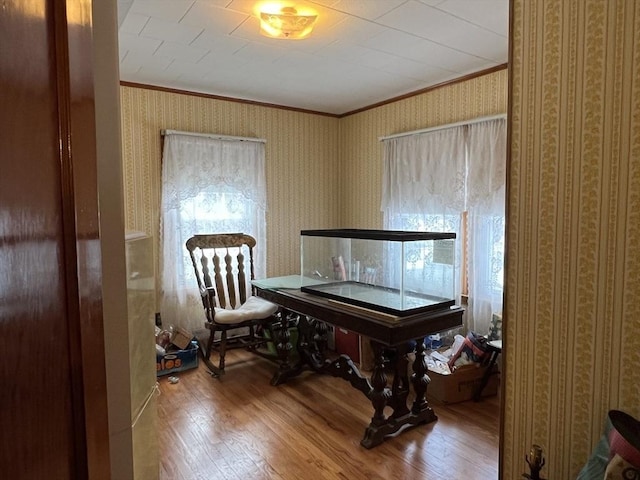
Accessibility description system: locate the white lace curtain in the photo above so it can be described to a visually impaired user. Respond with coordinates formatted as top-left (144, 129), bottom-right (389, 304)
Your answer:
top-left (381, 126), bottom-right (466, 305)
top-left (381, 118), bottom-right (507, 334)
top-left (160, 133), bottom-right (267, 333)
top-left (466, 119), bottom-right (507, 334)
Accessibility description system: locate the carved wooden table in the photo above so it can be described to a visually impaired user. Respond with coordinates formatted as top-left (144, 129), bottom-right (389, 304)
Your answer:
top-left (253, 276), bottom-right (464, 449)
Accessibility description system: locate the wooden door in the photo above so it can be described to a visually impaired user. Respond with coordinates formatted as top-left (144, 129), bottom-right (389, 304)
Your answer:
top-left (0, 1), bottom-right (111, 478)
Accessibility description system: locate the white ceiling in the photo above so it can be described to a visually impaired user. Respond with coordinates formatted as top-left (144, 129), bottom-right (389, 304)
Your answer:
top-left (117, 0), bottom-right (509, 115)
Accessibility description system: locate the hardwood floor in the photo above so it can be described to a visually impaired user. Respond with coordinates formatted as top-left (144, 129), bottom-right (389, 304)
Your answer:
top-left (157, 349), bottom-right (500, 480)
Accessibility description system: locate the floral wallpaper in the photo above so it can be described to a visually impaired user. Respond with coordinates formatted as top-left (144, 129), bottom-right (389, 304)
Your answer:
top-left (506, 1), bottom-right (640, 478)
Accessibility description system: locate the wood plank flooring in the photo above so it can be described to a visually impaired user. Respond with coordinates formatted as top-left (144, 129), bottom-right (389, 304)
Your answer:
top-left (157, 349), bottom-right (500, 480)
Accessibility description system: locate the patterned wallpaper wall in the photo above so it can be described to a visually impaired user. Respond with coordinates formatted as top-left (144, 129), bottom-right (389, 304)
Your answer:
top-left (505, 1), bottom-right (640, 478)
top-left (120, 87), bottom-right (340, 281)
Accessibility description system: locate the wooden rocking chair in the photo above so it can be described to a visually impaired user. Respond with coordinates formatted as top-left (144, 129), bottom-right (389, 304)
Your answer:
top-left (186, 233), bottom-right (279, 377)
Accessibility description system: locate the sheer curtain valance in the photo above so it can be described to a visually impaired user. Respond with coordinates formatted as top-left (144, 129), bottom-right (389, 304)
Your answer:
top-left (160, 133), bottom-right (268, 333)
top-left (381, 126), bottom-right (467, 215)
top-left (161, 134), bottom-right (267, 210)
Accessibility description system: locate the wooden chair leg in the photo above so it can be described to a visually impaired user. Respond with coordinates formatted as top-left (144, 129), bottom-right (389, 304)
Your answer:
top-left (201, 326), bottom-right (224, 378)
top-left (206, 327), bottom-right (215, 360)
top-left (219, 330), bottom-right (228, 374)
top-left (246, 325), bottom-right (255, 350)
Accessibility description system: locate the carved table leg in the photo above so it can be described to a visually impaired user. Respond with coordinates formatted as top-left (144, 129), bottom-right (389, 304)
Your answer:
top-left (360, 340), bottom-right (437, 448)
top-left (270, 312), bottom-right (302, 385)
top-left (272, 329), bottom-right (438, 448)
top-left (313, 319), bottom-right (329, 358)
top-left (271, 313), bottom-right (332, 385)
top-left (411, 339), bottom-right (436, 420)
top-left (303, 317), bottom-right (329, 371)
top-left (361, 344), bottom-right (392, 448)
top-left (389, 343), bottom-right (410, 418)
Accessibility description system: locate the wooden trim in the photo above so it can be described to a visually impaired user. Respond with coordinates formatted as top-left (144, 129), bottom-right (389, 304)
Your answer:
top-left (119, 81), bottom-right (340, 118)
top-left (120, 64), bottom-right (508, 119)
top-left (338, 64), bottom-right (508, 117)
top-left (53, 2), bottom-right (89, 477)
top-left (499, 0), bottom-right (514, 477)
top-left (59, 0), bottom-right (112, 477)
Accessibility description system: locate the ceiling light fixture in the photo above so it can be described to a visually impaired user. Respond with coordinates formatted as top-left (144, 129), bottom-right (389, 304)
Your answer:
top-left (259, 4), bottom-right (318, 40)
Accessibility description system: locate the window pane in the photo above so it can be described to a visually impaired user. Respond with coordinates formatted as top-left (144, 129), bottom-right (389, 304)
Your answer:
top-left (385, 213), bottom-right (460, 298)
top-left (176, 188), bottom-right (256, 289)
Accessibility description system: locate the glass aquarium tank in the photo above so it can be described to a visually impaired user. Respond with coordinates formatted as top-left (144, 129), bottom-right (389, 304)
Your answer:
top-left (300, 229), bottom-right (456, 316)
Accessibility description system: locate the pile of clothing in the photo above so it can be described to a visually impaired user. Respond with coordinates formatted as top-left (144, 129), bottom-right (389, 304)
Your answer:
top-left (426, 331), bottom-right (491, 375)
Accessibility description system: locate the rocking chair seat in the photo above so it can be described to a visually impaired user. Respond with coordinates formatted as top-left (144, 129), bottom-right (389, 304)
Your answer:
top-left (213, 295), bottom-right (278, 324)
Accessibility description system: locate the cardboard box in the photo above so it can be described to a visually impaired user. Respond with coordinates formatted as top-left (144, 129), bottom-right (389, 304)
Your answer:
top-left (427, 363), bottom-right (499, 404)
top-left (156, 341), bottom-right (199, 376)
top-left (170, 327), bottom-right (194, 350)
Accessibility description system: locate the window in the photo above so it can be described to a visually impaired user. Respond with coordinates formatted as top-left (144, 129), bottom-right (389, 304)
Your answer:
top-left (381, 118), bottom-right (506, 334)
top-left (160, 132), bottom-right (267, 333)
top-left (175, 188), bottom-right (263, 289)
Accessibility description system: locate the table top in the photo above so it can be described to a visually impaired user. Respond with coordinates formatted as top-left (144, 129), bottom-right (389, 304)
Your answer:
top-left (253, 275), bottom-right (463, 346)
